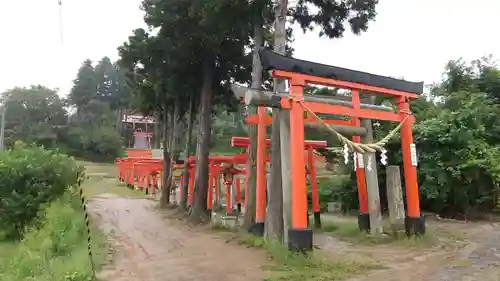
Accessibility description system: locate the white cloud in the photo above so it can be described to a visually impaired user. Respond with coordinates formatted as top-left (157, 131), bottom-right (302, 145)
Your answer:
top-left (1, 0), bottom-right (498, 96)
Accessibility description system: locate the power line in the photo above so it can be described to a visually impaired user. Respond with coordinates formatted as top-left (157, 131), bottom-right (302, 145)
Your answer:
top-left (58, 0), bottom-right (64, 46)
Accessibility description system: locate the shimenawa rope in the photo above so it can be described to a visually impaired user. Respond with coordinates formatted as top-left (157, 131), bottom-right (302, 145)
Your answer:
top-left (289, 95), bottom-right (411, 154)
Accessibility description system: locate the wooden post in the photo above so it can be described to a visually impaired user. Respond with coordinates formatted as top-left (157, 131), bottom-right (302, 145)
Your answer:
top-left (386, 166), bottom-right (405, 232)
top-left (280, 110), bottom-right (292, 244)
top-left (308, 147), bottom-right (321, 228)
top-left (361, 118), bottom-right (382, 235)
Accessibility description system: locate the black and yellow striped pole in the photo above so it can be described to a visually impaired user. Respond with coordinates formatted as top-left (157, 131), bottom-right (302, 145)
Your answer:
top-left (78, 184), bottom-right (96, 279)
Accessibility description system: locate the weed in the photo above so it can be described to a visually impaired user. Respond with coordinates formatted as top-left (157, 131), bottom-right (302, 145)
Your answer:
top-left (236, 233), bottom-right (382, 281)
top-left (319, 220), bottom-right (435, 247)
top-left (0, 193), bottom-right (107, 281)
top-left (78, 161), bottom-right (148, 199)
top-left (81, 176), bottom-right (148, 199)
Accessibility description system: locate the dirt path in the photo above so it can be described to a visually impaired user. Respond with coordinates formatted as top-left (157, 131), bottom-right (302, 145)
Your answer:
top-left (310, 214), bottom-right (500, 281)
top-left (328, 221), bottom-right (500, 281)
top-left (88, 195), bottom-right (267, 281)
top-left (425, 223), bottom-right (500, 281)
top-left (82, 162), bottom-right (500, 281)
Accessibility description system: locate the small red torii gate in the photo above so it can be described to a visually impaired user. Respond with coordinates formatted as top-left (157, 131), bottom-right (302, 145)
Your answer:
top-left (231, 136), bottom-right (327, 229)
top-left (186, 154), bottom-right (248, 213)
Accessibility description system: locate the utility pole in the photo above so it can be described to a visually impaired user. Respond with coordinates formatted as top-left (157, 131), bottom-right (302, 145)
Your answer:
top-left (0, 104), bottom-right (6, 151)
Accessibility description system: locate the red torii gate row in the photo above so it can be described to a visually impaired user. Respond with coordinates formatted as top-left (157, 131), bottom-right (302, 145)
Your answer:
top-left (242, 47), bottom-right (424, 251)
top-left (231, 136), bottom-right (327, 230)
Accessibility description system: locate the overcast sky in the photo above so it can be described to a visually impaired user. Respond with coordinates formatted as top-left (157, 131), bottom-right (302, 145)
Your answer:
top-left (1, 0), bottom-right (499, 96)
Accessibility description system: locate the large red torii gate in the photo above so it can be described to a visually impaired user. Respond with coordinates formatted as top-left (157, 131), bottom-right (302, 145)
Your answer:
top-left (243, 48), bottom-right (424, 251)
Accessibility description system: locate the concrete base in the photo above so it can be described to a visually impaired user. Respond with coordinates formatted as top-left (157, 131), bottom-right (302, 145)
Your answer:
top-left (313, 212), bottom-right (321, 229)
top-left (249, 222), bottom-right (265, 236)
top-left (405, 216), bottom-right (426, 236)
top-left (358, 212), bottom-right (370, 232)
top-left (288, 228), bottom-right (313, 252)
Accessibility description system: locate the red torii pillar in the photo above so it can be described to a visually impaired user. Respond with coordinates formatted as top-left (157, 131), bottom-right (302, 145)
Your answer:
top-left (351, 90), bottom-right (370, 231)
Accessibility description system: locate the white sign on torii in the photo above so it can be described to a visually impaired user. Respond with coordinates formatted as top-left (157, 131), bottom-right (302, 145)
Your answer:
top-left (122, 115), bottom-right (156, 124)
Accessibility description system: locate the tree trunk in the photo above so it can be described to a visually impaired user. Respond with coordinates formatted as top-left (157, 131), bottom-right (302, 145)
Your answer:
top-left (160, 106), bottom-right (172, 208)
top-left (167, 101), bottom-right (181, 205)
top-left (266, 0), bottom-right (287, 242)
top-left (189, 60), bottom-right (214, 223)
top-left (243, 21), bottom-right (264, 230)
top-left (154, 112), bottom-right (161, 149)
top-left (122, 110), bottom-right (129, 146)
top-left (167, 112), bottom-right (175, 151)
top-left (179, 97), bottom-right (195, 211)
top-left (116, 108), bottom-right (122, 134)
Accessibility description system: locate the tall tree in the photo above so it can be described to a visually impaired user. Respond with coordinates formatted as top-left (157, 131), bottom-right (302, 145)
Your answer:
top-left (259, 0), bottom-right (379, 242)
top-left (136, 0), bottom-right (252, 220)
top-left (242, 0), bottom-right (271, 231)
top-left (94, 57), bottom-right (115, 102)
top-left (266, 0), bottom-right (288, 242)
top-left (68, 60), bottom-right (97, 113)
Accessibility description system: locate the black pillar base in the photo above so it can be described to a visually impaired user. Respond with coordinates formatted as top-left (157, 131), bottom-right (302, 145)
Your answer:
top-left (358, 213), bottom-right (370, 232)
top-left (237, 203), bottom-right (242, 213)
top-left (249, 222), bottom-right (265, 236)
top-left (405, 216), bottom-right (426, 236)
top-left (313, 212), bottom-right (321, 229)
top-left (288, 228), bottom-right (313, 252)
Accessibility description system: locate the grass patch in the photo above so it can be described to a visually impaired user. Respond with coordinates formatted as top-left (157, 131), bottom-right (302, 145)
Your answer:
top-left (237, 234), bottom-right (381, 281)
top-left (77, 160), bottom-right (117, 177)
top-left (0, 242), bottom-right (18, 264)
top-left (0, 192), bottom-right (107, 281)
top-left (211, 221), bottom-right (236, 232)
top-left (77, 161), bottom-right (148, 199)
top-left (319, 220), bottom-right (435, 247)
top-left (81, 176), bottom-right (148, 199)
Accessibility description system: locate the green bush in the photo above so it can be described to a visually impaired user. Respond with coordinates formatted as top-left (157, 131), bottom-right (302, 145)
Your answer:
top-left (0, 142), bottom-right (84, 240)
top-left (308, 174), bottom-right (351, 212)
top-left (0, 192), bottom-right (105, 281)
top-left (60, 126), bottom-right (123, 162)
